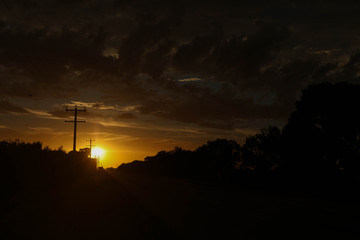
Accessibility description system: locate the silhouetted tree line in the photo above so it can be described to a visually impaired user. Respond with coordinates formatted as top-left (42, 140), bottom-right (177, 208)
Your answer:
top-left (118, 82), bottom-right (360, 195)
top-left (0, 140), bottom-right (95, 200)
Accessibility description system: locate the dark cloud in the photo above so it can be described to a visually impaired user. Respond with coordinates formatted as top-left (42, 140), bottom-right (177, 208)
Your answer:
top-left (136, 81), bottom-right (291, 130)
top-left (117, 112), bottom-right (136, 119)
top-left (0, 24), bottom-right (118, 98)
top-left (0, 100), bottom-right (29, 113)
top-left (174, 22), bottom-right (292, 81)
top-left (1, 0), bottom-right (360, 131)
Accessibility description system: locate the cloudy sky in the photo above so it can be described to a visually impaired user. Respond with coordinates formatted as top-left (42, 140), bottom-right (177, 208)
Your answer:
top-left (1, 0), bottom-right (360, 167)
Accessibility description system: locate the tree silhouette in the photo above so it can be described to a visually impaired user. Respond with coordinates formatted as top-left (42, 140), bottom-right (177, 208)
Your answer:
top-left (119, 139), bottom-right (241, 180)
top-left (240, 126), bottom-right (282, 176)
top-left (282, 82), bottom-right (360, 180)
top-left (195, 139), bottom-right (240, 180)
top-left (0, 140), bottom-right (96, 201)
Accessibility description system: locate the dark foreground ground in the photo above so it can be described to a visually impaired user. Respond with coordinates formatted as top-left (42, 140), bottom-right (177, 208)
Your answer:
top-left (2, 170), bottom-right (360, 240)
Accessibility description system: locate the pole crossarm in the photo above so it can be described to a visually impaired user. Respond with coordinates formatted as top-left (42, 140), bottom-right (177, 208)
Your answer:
top-left (65, 105), bottom-right (86, 152)
top-left (66, 106), bottom-right (86, 112)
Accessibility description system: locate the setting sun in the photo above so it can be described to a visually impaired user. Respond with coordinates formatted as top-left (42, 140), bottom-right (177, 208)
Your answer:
top-left (92, 147), bottom-right (105, 159)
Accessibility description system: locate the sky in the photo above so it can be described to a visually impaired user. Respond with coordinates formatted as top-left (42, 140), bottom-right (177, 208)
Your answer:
top-left (1, 0), bottom-right (360, 167)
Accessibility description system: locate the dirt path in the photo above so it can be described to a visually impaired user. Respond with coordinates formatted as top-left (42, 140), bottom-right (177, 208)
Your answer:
top-left (2, 170), bottom-right (360, 239)
top-left (2, 171), bottom-right (176, 240)
top-left (108, 170), bottom-right (360, 239)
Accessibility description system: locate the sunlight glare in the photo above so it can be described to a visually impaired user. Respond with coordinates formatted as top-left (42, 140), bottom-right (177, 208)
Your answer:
top-left (92, 147), bottom-right (105, 159)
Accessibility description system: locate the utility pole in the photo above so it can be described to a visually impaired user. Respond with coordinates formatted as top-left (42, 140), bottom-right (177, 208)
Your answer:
top-left (65, 105), bottom-right (86, 152)
top-left (86, 138), bottom-right (96, 158)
